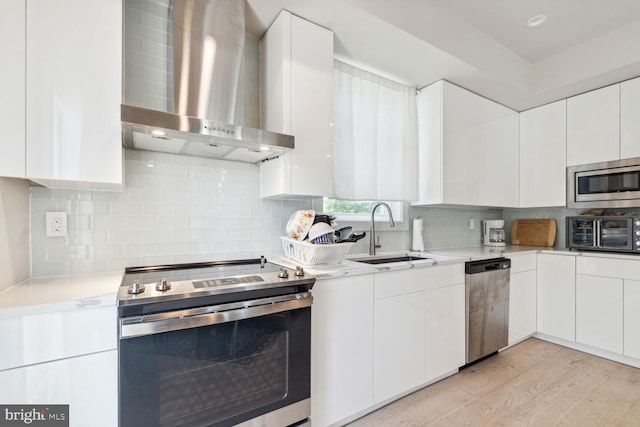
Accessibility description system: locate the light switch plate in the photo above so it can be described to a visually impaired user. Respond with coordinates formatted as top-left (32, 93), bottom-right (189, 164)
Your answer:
top-left (46, 212), bottom-right (67, 237)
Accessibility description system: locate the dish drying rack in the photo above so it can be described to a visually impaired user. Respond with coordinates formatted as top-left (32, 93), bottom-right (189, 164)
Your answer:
top-left (280, 237), bottom-right (354, 265)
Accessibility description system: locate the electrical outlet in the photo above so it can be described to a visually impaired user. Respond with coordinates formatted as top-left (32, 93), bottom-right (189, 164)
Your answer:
top-left (46, 212), bottom-right (67, 237)
top-left (469, 218), bottom-right (475, 230)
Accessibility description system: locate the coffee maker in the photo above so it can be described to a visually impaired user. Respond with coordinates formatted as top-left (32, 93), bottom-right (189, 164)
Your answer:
top-left (483, 220), bottom-right (506, 247)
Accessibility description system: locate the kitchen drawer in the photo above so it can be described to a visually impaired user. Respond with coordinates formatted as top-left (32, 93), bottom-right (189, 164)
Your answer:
top-left (375, 269), bottom-right (425, 299)
top-left (508, 253), bottom-right (537, 274)
top-left (576, 256), bottom-right (640, 280)
top-left (0, 350), bottom-right (117, 427)
top-left (423, 263), bottom-right (465, 291)
top-left (0, 305), bottom-right (117, 371)
top-left (374, 263), bottom-right (464, 299)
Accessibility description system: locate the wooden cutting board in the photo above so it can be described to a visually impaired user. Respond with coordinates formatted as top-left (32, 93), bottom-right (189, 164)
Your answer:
top-left (511, 219), bottom-right (557, 247)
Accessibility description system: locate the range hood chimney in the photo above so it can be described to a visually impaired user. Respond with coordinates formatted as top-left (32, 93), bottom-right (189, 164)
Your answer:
top-left (121, 0), bottom-right (293, 164)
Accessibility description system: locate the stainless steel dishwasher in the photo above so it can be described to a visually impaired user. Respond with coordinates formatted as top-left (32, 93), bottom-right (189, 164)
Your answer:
top-left (465, 257), bottom-right (511, 364)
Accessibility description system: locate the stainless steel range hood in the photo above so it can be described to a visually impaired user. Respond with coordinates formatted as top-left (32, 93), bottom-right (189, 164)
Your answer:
top-left (121, 0), bottom-right (293, 164)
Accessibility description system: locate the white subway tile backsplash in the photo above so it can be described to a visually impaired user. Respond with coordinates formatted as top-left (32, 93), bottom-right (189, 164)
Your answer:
top-left (108, 229), bottom-right (143, 244)
top-left (126, 216), bottom-right (158, 230)
top-left (156, 242), bottom-right (186, 256)
top-left (28, 148), bottom-right (318, 277)
top-left (140, 229), bottom-right (172, 243)
top-left (125, 243), bottom-right (158, 257)
top-left (111, 201), bottom-right (145, 216)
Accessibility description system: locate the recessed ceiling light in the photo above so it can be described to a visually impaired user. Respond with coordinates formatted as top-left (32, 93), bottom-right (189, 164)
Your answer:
top-left (526, 14), bottom-right (547, 28)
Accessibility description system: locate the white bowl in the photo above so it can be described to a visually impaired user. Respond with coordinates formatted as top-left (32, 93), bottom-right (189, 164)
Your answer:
top-left (285, 210), bottom-right (315, 241)
top-left (308, 222), bottom-right (335, 243)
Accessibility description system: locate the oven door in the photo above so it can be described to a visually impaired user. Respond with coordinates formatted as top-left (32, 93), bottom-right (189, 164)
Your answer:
top-left (119, 295), bottom-right (311, 427)
top-left (567, 217), bottom-right (597, 250)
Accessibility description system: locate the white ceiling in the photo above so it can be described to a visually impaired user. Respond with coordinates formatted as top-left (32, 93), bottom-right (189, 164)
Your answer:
top-left (245, 0), bottom-right (640, 111)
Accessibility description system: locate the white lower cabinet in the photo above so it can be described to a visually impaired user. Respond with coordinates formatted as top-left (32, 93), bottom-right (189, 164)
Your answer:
top-left (311, 263), bottom-right (465, 426)
top-left (425, 283), bottom-right (465, 381)
top-left (536, 253), bottom-right (576, 341)
top-left (0, 305), bottom-right (117, 426)
top-left (508, 254), bottom-right (537, 345)
top-left (373, 265), bottom-right (464, 404)
top-left (575, 256), bottom-right (640, 359)
top-left (575, 274), bottom-right (623, 353)
top-left (0, 350), bottom-right (117, 427)
top-left (624, 280), bottom-right (640, 359)
top-left (311, 275), bottom-right (374, 427)
top-left (374, 291), bottom-right (427, 403)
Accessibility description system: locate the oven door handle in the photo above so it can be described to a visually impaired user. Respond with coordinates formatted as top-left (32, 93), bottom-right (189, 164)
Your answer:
top-left (120, 293), bottom-right (312, 339)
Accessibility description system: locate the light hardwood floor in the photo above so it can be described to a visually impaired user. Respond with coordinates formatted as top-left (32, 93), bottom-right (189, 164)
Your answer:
top-left (348, 338), bottom-right (640, 426)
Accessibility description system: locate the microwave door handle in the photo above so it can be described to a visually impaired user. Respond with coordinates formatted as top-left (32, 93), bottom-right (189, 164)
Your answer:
top-left (595, 220), bottom-right (601, 247)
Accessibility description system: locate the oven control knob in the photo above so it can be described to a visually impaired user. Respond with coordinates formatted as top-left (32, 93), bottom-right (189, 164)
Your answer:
top-left (156, 279), bottom-right (171, 292)
top-left (277, 268), bottom-right (289, 279)
top-left (128, 282), bottom-right (145, 295)
top-left (295, 266), bottom-right (305, 277)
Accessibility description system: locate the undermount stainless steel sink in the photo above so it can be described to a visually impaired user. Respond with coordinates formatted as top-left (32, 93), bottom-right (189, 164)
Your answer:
top-left (349, 255), bottom-right (432, 265)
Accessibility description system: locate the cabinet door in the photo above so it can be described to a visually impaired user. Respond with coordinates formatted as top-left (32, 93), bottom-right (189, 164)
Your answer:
top-left (0, 0), bottom-right (25, 178)
top-left (426, 283), bottom-right (465, 381)
top-left (311, 275), bottom-right (374, 427)
top-left (26, 0), bottom-right (122, 188)
top-left (0, 350), bottom-right (117, 427)
top-left (624, 280), bottom-right (640, 359)
top-left (567, 85), bottom-right (620, 166)
top-left (415, 82), bottom-right (444, 205)
top-left (442, 82), bottom-right (519, 207)
top-left (537, 254), bottom-right (576, 341)
top-left (509, 270), bottom-right (537, 345)
top-left (519, 100), bottom-right (567, 207)
top-left (621, 77), bottom-right (640, 159)
top-left (576, 274), bottom-right (623, 354)
top-left (0, 306), bottom-right (117, 371)
top-left (374, 291), bottom-right (426, 403)
top-left (260, 11), bottom-right (333, 198)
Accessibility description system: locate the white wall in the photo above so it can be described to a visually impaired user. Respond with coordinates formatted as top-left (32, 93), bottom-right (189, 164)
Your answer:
top-left (0, 178), bottom-right (30, 291)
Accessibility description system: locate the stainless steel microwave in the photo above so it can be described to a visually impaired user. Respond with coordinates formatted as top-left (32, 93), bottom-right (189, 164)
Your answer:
top-left (567, 157), bottom-right (640, 208)
top-left (566, 216), bottom-right (640, 253)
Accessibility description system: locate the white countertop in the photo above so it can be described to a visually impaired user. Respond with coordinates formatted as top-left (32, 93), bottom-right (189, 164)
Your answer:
top-left (0, 271), bottom-right (122, 318)
top-left (426, 245), bottom-right (548, 260)
top-left (272, 250), bottom-right (469, 280)
top-left (272, 244), bottom-right (635, 280)
top-left (3, 246), bottom-right (637, 317)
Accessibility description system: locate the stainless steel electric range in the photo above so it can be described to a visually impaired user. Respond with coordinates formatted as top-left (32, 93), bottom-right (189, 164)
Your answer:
top-left (117, 256), bottom-right (315, 427)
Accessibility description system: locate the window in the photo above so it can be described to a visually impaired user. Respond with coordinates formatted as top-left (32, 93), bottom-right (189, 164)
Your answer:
top-left (322, 198), bottom-right (404, 223)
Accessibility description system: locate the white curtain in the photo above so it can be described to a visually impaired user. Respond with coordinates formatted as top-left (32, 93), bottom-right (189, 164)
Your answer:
top-left (333, 60), bottom-right (418, 201)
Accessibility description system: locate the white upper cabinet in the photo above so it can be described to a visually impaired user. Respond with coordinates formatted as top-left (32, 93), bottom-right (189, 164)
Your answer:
top-left (566, 85), bottom-right (620, 167)
top-left (0, 0), bottom-right (25, 178)
top-left (620, 77), bottom-right (640, 159)
top-left (415, 80), bottom-right (519, 207)
top-left (260, 10), bottom-right (334, 198)
top-left (519, 100), bottom-right (567, 207)
top-left (26, 0), bottom-right (122, 190)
